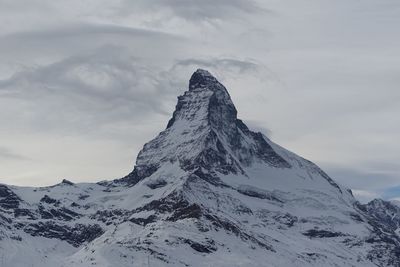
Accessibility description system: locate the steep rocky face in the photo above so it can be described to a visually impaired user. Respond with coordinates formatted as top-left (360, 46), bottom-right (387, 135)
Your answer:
top-left (362, 199), bottom-right (400, 232)
top-left (0, 184), bottom-right (21, 209)
top-left (1, 69), bottom-right (400, 267)
top-left (123, 69), bottom-right (290, 185)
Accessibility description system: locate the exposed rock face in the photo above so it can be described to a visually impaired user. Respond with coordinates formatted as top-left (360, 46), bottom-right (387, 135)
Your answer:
top-left (123, 69), bottom-right (292, 186)
top-left (0, 69), bottom-right (399, 267)
top-left (0, 184), bottom-right (21, 209)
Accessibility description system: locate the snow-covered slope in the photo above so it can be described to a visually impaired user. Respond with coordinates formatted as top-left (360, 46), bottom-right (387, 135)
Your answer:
top-left (1, 69), bottom-right (400, 267)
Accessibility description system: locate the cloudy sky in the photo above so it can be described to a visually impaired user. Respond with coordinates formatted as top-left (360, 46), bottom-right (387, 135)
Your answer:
top-left (0, 0), bottom-right (399, 203)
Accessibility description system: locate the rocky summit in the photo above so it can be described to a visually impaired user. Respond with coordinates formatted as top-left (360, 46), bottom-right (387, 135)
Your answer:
top-left (1, 69), bottom-right (400, 267)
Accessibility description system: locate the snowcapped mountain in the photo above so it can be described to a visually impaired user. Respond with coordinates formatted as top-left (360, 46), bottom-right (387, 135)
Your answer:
top-left (1, 69), bottom-right (400, 266)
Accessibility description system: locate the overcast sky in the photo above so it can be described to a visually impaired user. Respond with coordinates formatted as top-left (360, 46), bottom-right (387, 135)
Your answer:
top-left (0, 0), bottom-right (399, 203)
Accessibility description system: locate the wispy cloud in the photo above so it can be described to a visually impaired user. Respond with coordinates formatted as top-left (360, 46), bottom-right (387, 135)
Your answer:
top-left (0, 49), bottom-right (262, 138)
top-left (173, 58), bottom-right (259, 74)
top-left (0, 147), bottom-right (28, 161)
top-left (116, 0), bottom-right (266, 22)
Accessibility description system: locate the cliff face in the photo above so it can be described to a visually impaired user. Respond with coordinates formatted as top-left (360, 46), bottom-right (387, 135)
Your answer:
top-left (0, 69), bottom-right (399, 267)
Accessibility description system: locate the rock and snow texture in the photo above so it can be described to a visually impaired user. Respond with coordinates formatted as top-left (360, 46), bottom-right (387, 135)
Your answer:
top-left (1, 69), bottom-right (400, 266)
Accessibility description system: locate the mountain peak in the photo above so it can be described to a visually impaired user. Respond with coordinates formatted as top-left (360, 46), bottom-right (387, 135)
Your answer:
top-left (167, 69), bottom-right (234, 130)
top-left (122, 69), bottom-right (291, 185)
top-left (189, 69), bottom-right (221, 91)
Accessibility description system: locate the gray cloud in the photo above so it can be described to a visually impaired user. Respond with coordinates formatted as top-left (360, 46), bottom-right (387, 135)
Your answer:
top-left (320, 162), bottom-right (400, 203)
top-left (323, 164), bottom-right (400, 191)
top-left (173, 58), bottom-right (259, 74)
top-left (0, 147), bottom-right (28, 161)
top-left (117, 0), bottom-right (265, 23)
top-left (0, 47), bottom-right (177, 136)
top-left (0, 23), bottom-right (188, 81)
top-left (0, 49), bottom-right (262, 139)
top-left (243, 120), bottom-right (273, 137)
